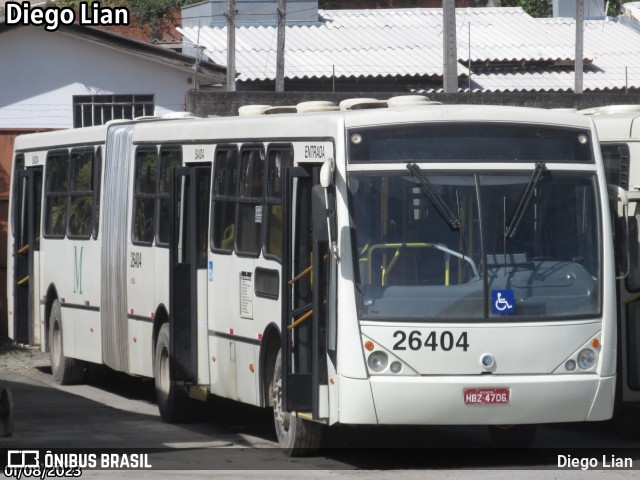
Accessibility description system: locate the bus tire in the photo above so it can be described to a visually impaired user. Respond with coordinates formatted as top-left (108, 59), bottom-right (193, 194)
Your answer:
top-left (488, 424), bottom-right (537, 448)
top-left (49, 299), bottom-right (85, 385)
top-left (154, 323), bottom-right (190, 422)
top-left (0, 389), bottom-right (14, 437)
top-left (271, 350), bottom-right (323, 456)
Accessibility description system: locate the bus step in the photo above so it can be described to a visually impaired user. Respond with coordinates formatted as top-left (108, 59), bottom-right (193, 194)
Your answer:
top-left (188, 386), bottom-right (209, 402)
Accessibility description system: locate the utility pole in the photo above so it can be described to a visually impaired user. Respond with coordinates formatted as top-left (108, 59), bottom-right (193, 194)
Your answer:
top-left (226, 0), bottom-right (237, 92)
top-left (443, 0), bottom-right (458, 93)
top-left (575, 0), bottom-right (584, 94)
top-left (276, 0), bottom-right (286, 92)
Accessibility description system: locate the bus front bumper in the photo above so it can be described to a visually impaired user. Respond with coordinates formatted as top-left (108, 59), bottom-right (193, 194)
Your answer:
top-left (337, 374), bottom-right (615, 425)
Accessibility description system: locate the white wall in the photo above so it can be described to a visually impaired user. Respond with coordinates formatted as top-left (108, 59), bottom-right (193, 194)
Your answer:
top-left (0, 27), bottom-right (196, 129)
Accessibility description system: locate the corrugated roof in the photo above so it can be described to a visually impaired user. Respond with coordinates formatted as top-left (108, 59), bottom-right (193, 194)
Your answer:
top-left (178, 6), bottom-right (640, 91)
top-left (469, 15), bottom-right (640, 93)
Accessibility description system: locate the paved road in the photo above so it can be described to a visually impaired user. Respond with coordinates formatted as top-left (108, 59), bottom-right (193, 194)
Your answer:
top-left (0, 341), bottom-right (639, 479)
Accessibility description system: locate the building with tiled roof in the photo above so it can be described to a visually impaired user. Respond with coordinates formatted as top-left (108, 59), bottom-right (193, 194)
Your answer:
top-left (179, 2), bottom-right (640, 92)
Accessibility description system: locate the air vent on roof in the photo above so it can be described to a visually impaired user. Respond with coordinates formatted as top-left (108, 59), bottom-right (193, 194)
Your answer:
top-left (387, 95), bottom-right (440, 108)
top-left (296, 101), bottom-right (340, 113)
top-left (265, 106), bottom-right (298, 115)
top-left (133, 116), bottom-right (161, 122)
top-left (238, 105), bottom-right (273, 116)
top-left (339, 98), bottom-right (388, 111)
top-left (163, 112), bottom-right (197, 119)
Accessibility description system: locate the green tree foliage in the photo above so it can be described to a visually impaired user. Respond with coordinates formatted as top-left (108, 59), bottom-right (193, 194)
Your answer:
top-left (607, 0), bottom-right (635, 16)
top-left (57, 0), bottom-right (202, 25)
top-left (499, 0), bottom-right (552, 17)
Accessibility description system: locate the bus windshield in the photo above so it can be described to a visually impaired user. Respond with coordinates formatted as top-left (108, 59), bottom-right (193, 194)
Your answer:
top-left (349, 169), bottom-right (601, 322)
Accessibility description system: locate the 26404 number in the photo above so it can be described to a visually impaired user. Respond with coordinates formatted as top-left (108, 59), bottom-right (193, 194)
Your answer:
top-left (392, 330), bottom-right (469, 352)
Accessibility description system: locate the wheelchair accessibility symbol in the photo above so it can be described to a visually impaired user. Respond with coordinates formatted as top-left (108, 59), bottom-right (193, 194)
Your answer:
top-left (492, 290), bottom-right (515, 314)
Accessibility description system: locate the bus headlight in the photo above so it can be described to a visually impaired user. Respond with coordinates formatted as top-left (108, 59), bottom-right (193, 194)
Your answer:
top-left (577, 349), bottom-right (597, 370)
top-left (367, 351), bottom-right (388, 372)
top-left (389, 361), bottom-right (403, 374)
top-left (564, 359), bottom-right (577, 372)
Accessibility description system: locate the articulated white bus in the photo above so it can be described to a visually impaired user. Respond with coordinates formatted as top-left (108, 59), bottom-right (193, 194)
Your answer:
top-left (580, 105), bottom-right (640, 430)
top-left (8, 98), bottom-right (621, 453)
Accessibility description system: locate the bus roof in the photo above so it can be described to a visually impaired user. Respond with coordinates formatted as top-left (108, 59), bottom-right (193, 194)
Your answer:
top-left (584, 111), bottom-right (640, 141)
top-left (130, 103), bottom-right (594, 144)
top-left (12, 102), bottom-right (596, 152)
top-left (13, 123), bottom-right (112, 152)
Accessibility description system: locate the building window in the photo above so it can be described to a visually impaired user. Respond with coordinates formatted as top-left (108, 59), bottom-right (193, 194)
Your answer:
top-left (73, 95), bottom-right (155, 128)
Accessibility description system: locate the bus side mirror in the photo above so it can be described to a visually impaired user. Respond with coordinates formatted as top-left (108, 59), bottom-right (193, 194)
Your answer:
top-left (608, 185), bottom-right (631, 279)
top-left (311, 184), bottom-right (336, 244)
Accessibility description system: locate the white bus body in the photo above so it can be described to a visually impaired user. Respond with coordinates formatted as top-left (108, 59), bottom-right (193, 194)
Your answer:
top-left (581, 106), bottom-right (640, 415)
top-left (8, 101), bottom-right (618, 452)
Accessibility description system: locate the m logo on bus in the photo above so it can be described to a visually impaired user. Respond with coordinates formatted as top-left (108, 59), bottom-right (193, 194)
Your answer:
top-left (74, 246), bottom-right (83, 294)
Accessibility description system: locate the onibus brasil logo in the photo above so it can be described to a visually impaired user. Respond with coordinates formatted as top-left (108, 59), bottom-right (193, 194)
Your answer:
top-left (4, 449), bottom-right (152, 478)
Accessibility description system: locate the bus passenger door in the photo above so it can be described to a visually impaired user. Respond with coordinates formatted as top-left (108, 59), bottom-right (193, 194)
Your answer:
top-left (13, 167), bottom-right (43, 345)
top-left (282, 165), bottom-right (329, 419)
top-left (618, 194), bottom-right (640, 407)
top-left (170, 165), bottom-right (211, 385)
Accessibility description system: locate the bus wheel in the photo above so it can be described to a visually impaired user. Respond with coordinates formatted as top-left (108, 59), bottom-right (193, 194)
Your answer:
top-left (271, 351), bottom-right (323, 456)
top-left (49, 299), bottom-right (85, 385)
top-left (0, 389), bottom-right (14, 437)
top-left (488, 424), bottom-right (537, 448)
top-left (154, 323), bottom-right (190, 422)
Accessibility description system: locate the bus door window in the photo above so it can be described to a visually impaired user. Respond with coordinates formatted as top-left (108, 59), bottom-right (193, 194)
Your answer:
top-left (236, 147), bottom-right (264, 256)
top-left (291, 167), bottom-right (315, 375)
top-left (157, 148), bottom-right (183, 246)
top-left (211, 147), bottom-right (238, 253)
top-left (13, 156), bottom-right (43, 345)
top-left (92, 147), bottom-right (102, 240)
top-left (11, 154), bottom-right (25, 239)
top-left (195, 169), bottom-right (211, 267)
top-left (132, 148), bottom-right (158, 244)
top-left (265, 146), bottom-right (293, 259)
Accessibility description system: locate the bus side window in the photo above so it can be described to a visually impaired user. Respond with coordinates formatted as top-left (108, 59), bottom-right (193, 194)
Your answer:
top-left (236, 147), bottom-right (264, 256)
top-left (92, 147), bottom-right (102, 240)
top-left (265, 147), bottom-right (293, 259)
top-left (156, 148), bottom-right (182, 246)
top-left (132, 148), bottom-right (158, 244)
top-left (68, 148), bottom-right (95, 239)
top-left (601, 143), bottom-right (630, 189)
top-left (44, 150), bottom-right (70, 238)
top-left (11, 154), bottom-right (25, 238)
top-left (211, 147), bottom-right (238, 253)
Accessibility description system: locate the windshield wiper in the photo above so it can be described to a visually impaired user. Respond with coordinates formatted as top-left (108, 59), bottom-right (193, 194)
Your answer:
top-left (504, 162), bottom-right (546, 239)
top-left (407, 163), bottom-right (461, 230)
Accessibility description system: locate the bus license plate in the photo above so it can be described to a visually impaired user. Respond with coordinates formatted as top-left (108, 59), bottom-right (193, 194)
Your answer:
top-left (463, 388), bottom-right (510, 405)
